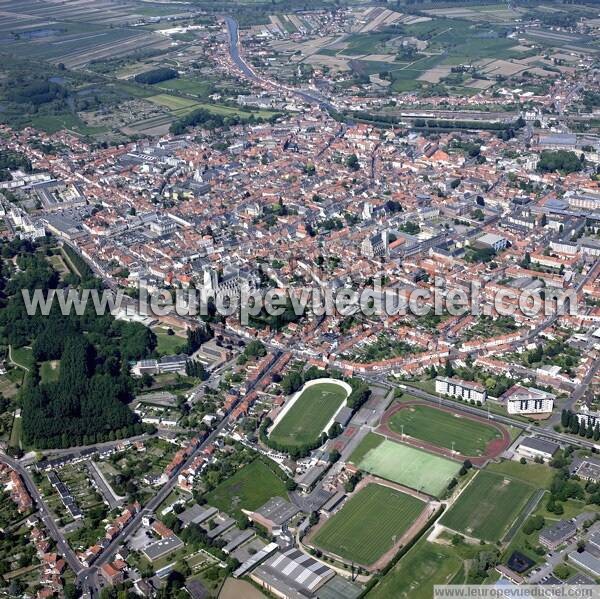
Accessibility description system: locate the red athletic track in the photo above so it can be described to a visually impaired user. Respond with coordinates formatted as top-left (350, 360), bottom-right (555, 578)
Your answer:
top-left (376, 400), bottom-right (512, 466)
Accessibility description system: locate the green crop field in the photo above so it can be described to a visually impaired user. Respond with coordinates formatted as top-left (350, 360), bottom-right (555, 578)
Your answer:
top-left (350, 433), bottom-right (459, 497)
top-left (154, 78), bottom-right (213, 98)
top-left (312, 483), bottom-right (425, 566)
top-left (369, 536), bottom-right (463, 599)
top-left (147, 94), bottom-right (200, 111)
top-left (388, 403), bottom-right (503, 456)
top-left (440, 470), bottom-right (534, 541)
top-left (269, 382), bottom-right (348, 448)
top-left (204, 458), bottom-right (288, 518)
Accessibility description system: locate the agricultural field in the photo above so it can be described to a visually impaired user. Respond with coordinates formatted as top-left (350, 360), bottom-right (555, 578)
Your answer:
top-left (440, 470), bottom-right (535, 541)
top-left (368, 536), bottom-right (463, 599)
top-left (153, 78), bottom-right (214, 98)
top-left (204, 458), bottom-right (289, 518)
top-left (350, 433), bottom-right (459, 497)
top-left (312, 483), bottom-right (425, 566)
top-left (387, 403), bottom-right (504, 456)
top-left (147, 94), bottom-right (202, 115)
top-left (269, 381), bottom-right (349, 448)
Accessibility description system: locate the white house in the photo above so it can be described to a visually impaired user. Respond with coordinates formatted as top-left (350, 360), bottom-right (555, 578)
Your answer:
top-left (502, 385), bottom-right (554, 415)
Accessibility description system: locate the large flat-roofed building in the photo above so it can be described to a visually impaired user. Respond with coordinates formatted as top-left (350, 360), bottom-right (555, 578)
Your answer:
top-left (475, 233), bottom-right (508, 252)
top-left (569, 550), bottom-right (600, 577)
top-left (539, 520), bottom-right (576, 551)
top-left (177, 505), bottom-right (218, 528)
top-left (515, 437), bottom-right (559, 461)
top-left (249, 497), bottom-right (301, 535)
top-left (142, 535), bottom-right (183, 562)
top-left (250, 548), bottom-right (335, 599)
top-left (569, 457), bottom-right (600, 483)
top-left (435, 376), bottom-right (487, 403)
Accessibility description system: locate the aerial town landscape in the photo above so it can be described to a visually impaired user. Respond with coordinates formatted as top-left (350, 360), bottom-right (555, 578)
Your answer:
top-left (0, 0), bottom-right (599, 598)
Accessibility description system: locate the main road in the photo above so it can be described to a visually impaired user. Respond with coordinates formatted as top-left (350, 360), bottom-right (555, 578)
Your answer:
top-left (368, 378), bottom-right (600, 452)
top-left (224, 17), bottom-right (337, 114)
top-left (81, 349), bottom-right (282, 596)
top-left (0, 453), bottom-right (83, 575)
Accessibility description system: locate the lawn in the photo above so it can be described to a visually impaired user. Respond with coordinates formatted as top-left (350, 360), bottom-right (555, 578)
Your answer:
top-left (269, 382), bottom-right (348, 449)
top-left (350, 433), bottom-right (459, 497)
top-left (153, 327), bottom-right (186, 356)
top-left (204, 458), bottom-right (288, 518)
top-left (485, 459), bottom-right (555, 489)
top-left (40, 360), bottom-right (60, 383)
top-left (8, 415), bottom-right (21, 449)
top-left (440, 470), bottom-right (534, 541)
top-left (10, 346), bottom-right (34, 370)
top-left (388, 403), bottom-right (503, 456)
top-left (368, 536), bottom-right (463, 599)
top-left (312, 483), bottom-right (425, 566)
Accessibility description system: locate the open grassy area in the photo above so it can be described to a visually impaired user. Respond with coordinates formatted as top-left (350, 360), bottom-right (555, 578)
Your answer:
top-left (153, 327), bottom-right (186, 356)
top-left (369, 536), bottom-right (463, 599)
top-left (440, 470), bottom-right (534, 541)
top-left (269, 381), bottom-right (348, 449)
top-left (40, 360), bottom-right (60, 383)
top-left (204, 458), bottom-right (288, 518)
top-left (350, 433), bottom-right (459, 497)
top-left (8, 415), bottom-right (21, 449)
top-left (154, 78), bottom-right (213, 97)
top-left (10, 346), bottom-right (33, 370)
top-left (486, 459), bottom-right (555, 489)
top-left (147, 93), bottom-right (201, 113)
top-left (388, 403), bottom-right (503, 456)
top-left (312, 483), bottom-right (425, 566)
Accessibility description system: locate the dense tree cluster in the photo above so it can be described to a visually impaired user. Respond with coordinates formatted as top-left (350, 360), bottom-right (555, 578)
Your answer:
top-left (134, 67), bottom-right (179, 85)
top-left (0, 239), bottom-right (156, 448)
top-left (170, 107), bottom-right (275, 135)
top-left (537, 150), bottom-right (584, 174)
top-left (561, 409), bottom-right (600, 440)
top-left (61, 243), bottom-right (96, 284)
top-left (185, 325), bottom-right (213, 354)
top-left (0, 150), bottom-right (32, 181)
top-left (185, 359), bottom-right (208, 379)
top-left (7, 78), bottom-right (67, 107)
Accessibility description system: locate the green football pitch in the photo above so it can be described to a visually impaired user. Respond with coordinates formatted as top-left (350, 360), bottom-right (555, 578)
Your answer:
top-left (312, 483), bottom-right (425, 566)
top-left (204, 458), bottom-right (288, 518)
top-left (350, 433), bottom-right (460, 497)
top-left (440, 470), bottom-right (534, 541)
top-left (368, 536), bottom-right (463, 599)
top-left (269, 382), bottom-right (348, 448)
top-left (388, 403), bottom-right (503, 456)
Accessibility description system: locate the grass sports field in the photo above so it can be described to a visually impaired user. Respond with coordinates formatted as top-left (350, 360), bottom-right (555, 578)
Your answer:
top-left (269, 382), bottom-right (348, 448)
top-left (440, 470), bottom-right (534, 541)
top-left (369, 536), bottom-right (463, 599)
top-left (350, 433), bottom-right (459, 497)
top-left (312, 483), bottom-right (425, 566)
top-left (204, 458), bottom-right (288, 518)
top-left (388, 403), bottom-right (503, 456)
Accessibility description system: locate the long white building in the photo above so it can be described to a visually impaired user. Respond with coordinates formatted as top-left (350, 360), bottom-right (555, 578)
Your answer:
top-left (435, 376), bottom-right (487, 403)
